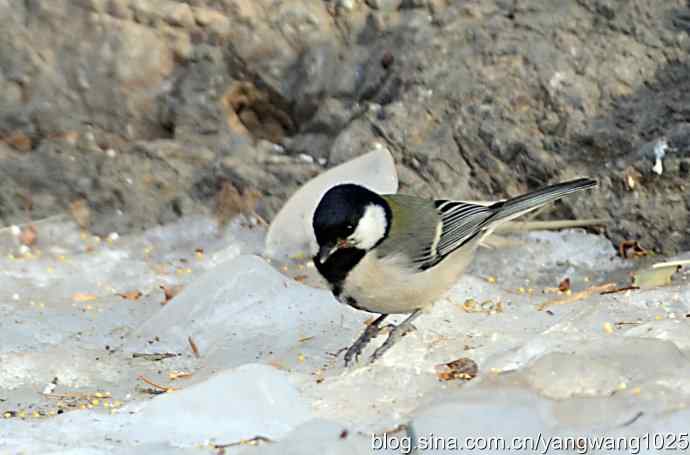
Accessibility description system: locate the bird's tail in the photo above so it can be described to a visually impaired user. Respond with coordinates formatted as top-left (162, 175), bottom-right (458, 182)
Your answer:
top-left (486, 178), bottom-right (597, 226)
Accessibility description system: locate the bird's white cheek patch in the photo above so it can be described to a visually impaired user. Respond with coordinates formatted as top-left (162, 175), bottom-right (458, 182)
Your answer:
top-left (350, 204), bottom-right (387, 250)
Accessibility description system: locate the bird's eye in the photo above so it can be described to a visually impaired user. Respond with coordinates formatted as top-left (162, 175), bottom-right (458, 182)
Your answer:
top-left (346, 224), bottom-right (353, 230)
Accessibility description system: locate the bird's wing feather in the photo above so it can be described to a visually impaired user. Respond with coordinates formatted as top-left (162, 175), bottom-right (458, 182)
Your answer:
top-left (378, 195), bottom-right (493, 272)
top-left (415, 200), bottom-right (494, 269)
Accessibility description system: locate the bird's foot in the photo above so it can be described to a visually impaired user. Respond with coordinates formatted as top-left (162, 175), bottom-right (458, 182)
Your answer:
top-left (344, 314), bottom-right (387, 366)
top-left (368, 309), bottom-right (422, 365)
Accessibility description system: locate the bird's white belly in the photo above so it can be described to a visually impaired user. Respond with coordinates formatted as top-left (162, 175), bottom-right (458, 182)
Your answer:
top-left (340, 240), bottom-right (479, 314)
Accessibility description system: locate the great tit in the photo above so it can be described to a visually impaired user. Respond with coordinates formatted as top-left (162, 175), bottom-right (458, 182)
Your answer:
top-left (312, 178), bottom-right (597, 365)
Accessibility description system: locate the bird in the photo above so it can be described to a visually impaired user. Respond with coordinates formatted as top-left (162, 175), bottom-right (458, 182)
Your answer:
top-left (312, 178), bottom-right (597, 365)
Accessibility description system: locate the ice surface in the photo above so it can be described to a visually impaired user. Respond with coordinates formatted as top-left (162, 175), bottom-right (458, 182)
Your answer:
top-left (2, 205), bottom-right (690, 454)
top-left (0, 363), bottom-right (311, 453)
top-left (239, 420), bottom-right (375, 455)
top-left (264, 147), bottom-right (398, 261)
top-left (125, 254), bottom-right (368, 372)
top-left (126, 364), bottom-right (313, 444)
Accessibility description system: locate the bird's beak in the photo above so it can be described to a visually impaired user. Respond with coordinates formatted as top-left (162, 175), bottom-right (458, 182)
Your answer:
top-left (317, 239), bottom-right (350, 263)
top-left (317, 244), bottom-right (339, 263)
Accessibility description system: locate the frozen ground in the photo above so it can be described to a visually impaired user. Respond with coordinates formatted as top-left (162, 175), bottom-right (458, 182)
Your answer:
top-left (2, 215), bottom-right (690, 454)
top-left (2, 154), bottom-right (690, 454)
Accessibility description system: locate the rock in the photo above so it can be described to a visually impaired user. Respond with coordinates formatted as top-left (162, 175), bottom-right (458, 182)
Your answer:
top-left (0, 0), bottom-right (689, 256)
top-left (366, 0), bottom-right (402, 11)
top-left (162, 2), bottom-right (195, 28)
top-left (107, 0), bottom-right (131, 20)
top-left (193, 7), bottom-right (227, 27)
top-left (264, 147), bottom-right (398, 261)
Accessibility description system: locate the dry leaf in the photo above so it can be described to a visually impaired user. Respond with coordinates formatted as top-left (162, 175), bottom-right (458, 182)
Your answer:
top-left (117, 290), bottom-right (142, 301)
top-left (461, 298), bottom-right (477, 312)
top-left (435, 357), bottom-right (478, 381)
top-left (2, 131), bottom-right (32, 152)
top-left (558, 277), bottom-right (571, 293)
top-left (160, 284), bottom-right (182, 305)
top-left (619, 240), bottom-right (648, 259)
top-left (69, 199), bottom-right (91, 229)
top-left (623, 166), bottom-right (642, 191)
top-left (72, 292), bottom-right (97, 302)
top-left (168, 371), bottom-right (192, 380)
top-left (19, 225), bottom-right (37, 246)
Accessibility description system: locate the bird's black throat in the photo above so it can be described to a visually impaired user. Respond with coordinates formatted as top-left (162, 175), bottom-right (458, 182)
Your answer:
top-left (313, 247), bottom-right (366, 299)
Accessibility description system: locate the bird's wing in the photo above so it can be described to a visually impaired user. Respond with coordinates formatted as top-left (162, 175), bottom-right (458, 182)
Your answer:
top-left (379, 178), bottom-right (597, 272)
top-left (414, 199), bottom-right (494, 270)
top-left (379, 194), bottom-right (494, 272)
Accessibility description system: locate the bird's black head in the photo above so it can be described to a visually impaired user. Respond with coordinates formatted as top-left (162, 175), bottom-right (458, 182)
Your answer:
top-left (312, 184), bottom-right (391, 273)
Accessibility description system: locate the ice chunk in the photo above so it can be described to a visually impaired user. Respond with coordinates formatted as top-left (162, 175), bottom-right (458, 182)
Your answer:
top-left (624, 319), bottom-right (690, 351)
top-left (518, 338), bottom-right (690, 399)
top-left (125, 364), bottom-right (313, 445)
top-left (125, 255), bottom-right (367, 370)
top-left (522, 352), bottom-right (627, 399)
top-left (265, 147), bottom-right (398, 261)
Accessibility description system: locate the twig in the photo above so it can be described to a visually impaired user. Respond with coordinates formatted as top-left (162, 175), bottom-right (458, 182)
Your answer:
top-left (137, 375), bottom-right (175, 392)
top-left (188, 336), bottom-right (200, 358)
top-left (537, 283), bottom-right (616, 310)
top-left (214, 435), bottom-right (273, 449)
top-left (620, 411), bottom-right (644, 427)
top-left (614, 321), bottom-right (642, 327)
top-left (131, 352), bottom-right (179, 361)
top-left (494, 218), bottom-right (609, 233)
top-left (600, 286), bottom-right (640, 295)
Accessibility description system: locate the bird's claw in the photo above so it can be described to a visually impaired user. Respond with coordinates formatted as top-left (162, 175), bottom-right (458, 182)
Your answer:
top-left (368, 323), bottom-right (417, 365)
top-left (343, 310), bottom-right (422, 366)
top-left (343, 314), bottom-right (388, 367)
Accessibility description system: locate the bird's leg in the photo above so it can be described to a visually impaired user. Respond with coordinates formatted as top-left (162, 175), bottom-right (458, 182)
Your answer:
top-left (368, 309), bottom-right (423, 364)
top-left (344, 314), bottom-right (388, 366)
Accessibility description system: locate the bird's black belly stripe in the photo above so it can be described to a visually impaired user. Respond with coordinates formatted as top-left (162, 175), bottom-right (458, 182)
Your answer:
top-left (313, 247), bottom-right (370, 311)
top-left (313, 247), bottom-right (365, 288)
top-left (344, 295), bottom-right (365, 311)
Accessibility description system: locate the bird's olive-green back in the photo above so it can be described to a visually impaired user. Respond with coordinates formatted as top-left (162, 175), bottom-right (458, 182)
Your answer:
top-left (378, 194), bottom-right (441, 262)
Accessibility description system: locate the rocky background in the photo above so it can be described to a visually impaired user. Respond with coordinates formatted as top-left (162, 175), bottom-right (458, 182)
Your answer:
top-left (1, 0), bottom-right (689, 254)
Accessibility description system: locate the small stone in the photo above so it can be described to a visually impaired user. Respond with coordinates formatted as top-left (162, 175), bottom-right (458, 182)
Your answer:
top-left (108, 0), bottom-right (131, 19)
top-left (193, 7), bottom-right (226, 27)
top-left (366, 0), bottom-right (402, 10)
top-left (2, 131), bottom-right (32, 152)
top-left (171, 31), bottom-right (193, 61)
top-left (163, 3), bottom-right (195, 28)
top-left (337, 0), bottom-right (356, 12)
